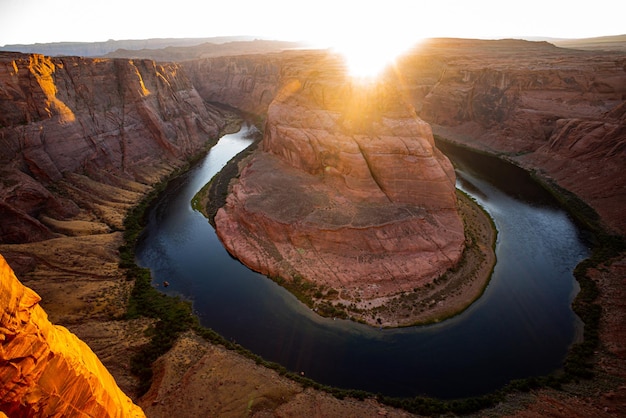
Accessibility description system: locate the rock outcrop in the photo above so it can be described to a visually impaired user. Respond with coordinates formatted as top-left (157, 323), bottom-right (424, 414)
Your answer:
top-left (0, 253), bottom-right (145, 416)
top-left (215, 64), bottom-right (465, 301)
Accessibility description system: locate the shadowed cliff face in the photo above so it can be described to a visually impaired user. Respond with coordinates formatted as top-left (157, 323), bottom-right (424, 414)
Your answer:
top-left (183, 53), bottom-right (284, 116)
top-left (401, 39), bottom-right (626, 233)
top-left (0, 52), bottom-right (228, 245)
top-left (0, 254), bottom-right (145, 417)
top-left (215, 66), bottom-right (465, 301)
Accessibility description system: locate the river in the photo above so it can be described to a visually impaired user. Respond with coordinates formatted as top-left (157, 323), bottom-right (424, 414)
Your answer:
top-left (135, 124), bottom-right (589, 399)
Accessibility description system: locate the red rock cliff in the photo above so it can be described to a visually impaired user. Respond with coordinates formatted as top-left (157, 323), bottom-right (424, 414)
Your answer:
top-left (398, 39), bottom-right (626, 233)
top-left (215, 61), bottom-right (465, 301)
top-left (0, 253), bottom-right (145, 417)
top-left (0, 52), bottom-right (228, 245)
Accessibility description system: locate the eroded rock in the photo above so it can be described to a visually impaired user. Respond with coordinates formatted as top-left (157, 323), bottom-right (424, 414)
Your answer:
top-left (0, 52), bottom-right (229, 244)
top-left (216, 70), bottom-right (465, 301)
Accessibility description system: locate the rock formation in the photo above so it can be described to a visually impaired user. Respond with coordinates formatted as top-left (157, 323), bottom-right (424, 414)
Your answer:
top-left (0, 52), bottom-right (229, 246)
top-left (184, 41), bottom-right (626, 234)
top-left (215, 64), bottom-right (465, 301)
top-left (0, 52), bottom-right (231, 412)
top-left (0, 253), bottom-right (145, 416)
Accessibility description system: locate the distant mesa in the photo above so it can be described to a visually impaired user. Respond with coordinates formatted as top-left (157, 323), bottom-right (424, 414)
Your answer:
top-left (0, 37), bottom-right (307, 61)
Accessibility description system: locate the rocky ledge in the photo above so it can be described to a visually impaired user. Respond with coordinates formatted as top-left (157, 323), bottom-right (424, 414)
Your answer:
top-left (215, 68), bottom-right (469, 321)
top-left (0, 254), bottom-right (145, 416)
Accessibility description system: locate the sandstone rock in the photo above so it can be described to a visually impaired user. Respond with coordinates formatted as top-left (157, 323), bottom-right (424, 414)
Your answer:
top-left (397, 39), bottom-right (626, 233)
top-left (183, 53), bottom-right (284, 116)
top-left (0, 253), bottom-right (145, 417)
top-left (0, 52), bottom-right (229, 242)
top-left (184, 41), bottom-right (626, 234)
top-left (216, 70), bottom-right (465, 300)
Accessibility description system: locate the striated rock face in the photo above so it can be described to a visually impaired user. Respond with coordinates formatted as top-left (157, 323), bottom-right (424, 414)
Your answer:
top-left (0, 52), bottom-right (231, 412)
top-left (215, 67), bottom-right (465, 300)
top-left (183, 53), bottom-right (285, 116)
top-left (0, 253), bottom-right (145, 417)
top-left (519, 106), bottom-right (626, 232)
top-left (396, 38), bottom-right (626, 233)
top-left (0, 52), bottom-right (228, 245)
top-left (182, 50), bottom-right (329, 117)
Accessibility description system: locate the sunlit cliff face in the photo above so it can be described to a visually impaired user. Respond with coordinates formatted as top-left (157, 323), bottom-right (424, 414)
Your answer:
top-left (283, 57), bottom-right (418, 137)
top-left (0, 254), bottom-right (145, 417)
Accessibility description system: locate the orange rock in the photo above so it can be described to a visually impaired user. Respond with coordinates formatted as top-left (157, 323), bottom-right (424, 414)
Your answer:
top-left (0, 253), bottom-right (145, 417)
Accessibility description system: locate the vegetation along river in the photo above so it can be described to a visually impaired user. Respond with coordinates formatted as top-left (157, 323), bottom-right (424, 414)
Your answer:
top-left (135, 124), bottom-right (589, 399)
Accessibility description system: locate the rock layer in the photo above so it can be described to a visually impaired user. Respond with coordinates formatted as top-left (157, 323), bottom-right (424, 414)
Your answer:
top-left (0, 52), bottom-right (229, 245)
top-left (216, 69), bottom-right (465, 300)
top-left (0, 253), bottom-right (145, 417)
top-left (0, 52), bottom-right (231, 408)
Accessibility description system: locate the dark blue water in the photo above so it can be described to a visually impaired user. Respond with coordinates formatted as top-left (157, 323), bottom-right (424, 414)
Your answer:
top-left (136, 126), bottom-right (589, 399)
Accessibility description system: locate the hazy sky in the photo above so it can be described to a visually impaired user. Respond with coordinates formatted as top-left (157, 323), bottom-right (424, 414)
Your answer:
top-left (1, 0), bottom-right (623, 47)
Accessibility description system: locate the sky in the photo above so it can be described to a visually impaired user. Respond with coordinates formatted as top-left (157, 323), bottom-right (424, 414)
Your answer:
top-left (1, 0), bottom-right (623, 48)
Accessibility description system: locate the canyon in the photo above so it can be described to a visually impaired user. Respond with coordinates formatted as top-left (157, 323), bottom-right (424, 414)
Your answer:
top-left (185, 40), bottom-right (626, 235)
top-left (0, 37), bottom-right (625, 416)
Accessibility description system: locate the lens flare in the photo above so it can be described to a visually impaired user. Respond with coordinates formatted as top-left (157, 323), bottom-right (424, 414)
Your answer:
top-left (332, 34), bottom-right (420, 80)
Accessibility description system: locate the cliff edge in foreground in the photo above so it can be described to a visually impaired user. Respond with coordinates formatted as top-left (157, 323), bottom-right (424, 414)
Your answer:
top-left (0, 253), bottom-right (145, 417)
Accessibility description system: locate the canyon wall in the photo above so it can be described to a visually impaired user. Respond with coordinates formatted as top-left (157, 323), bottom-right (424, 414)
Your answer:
top-left (0, 52), bottom-right (228, 246)
top-left (182, 50), bottom-right (327, 116)
top-left (0, 52), bottom-right (230, 413)
top-left (184, 40), bottom-right (626, 234)
top-left (400, 39), bottom-right (626, 234)
top-left (215, 59), bottom-right (465, 301)
top-left (0, 254), bottom-right (145, 416)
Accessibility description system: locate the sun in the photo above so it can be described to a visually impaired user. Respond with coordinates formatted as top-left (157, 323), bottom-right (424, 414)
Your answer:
top-left (334, 38), bottom-right (413, 80)
top-left (316, 15), bottom-right (421, 81)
